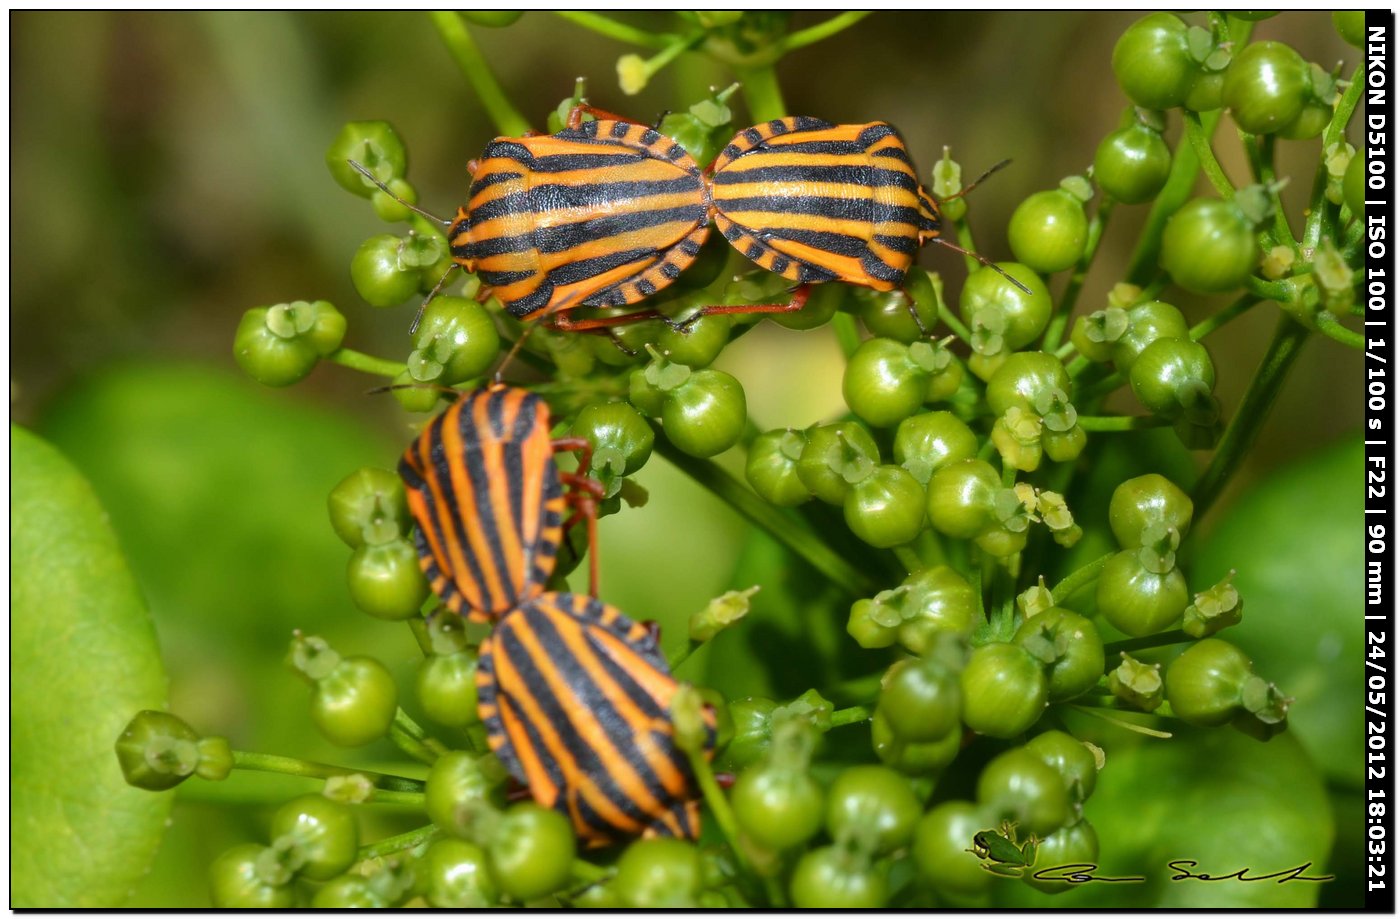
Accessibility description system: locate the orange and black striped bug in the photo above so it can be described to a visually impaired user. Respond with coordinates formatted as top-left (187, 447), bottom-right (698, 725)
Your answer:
top-left (475, 590), bottom-right (716, 846)
top-left (704, 117), bottom-right (1031, 327)
top-left (352, 104), bottom-right (717, 337)
top-left (397, 384), bottom-right (603, 622)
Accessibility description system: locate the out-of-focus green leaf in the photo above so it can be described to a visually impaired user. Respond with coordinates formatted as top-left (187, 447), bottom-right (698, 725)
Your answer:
top-left (36, 362), bottom-right (416, 755)
top-left (1191, 435), bottom-right (1362, 787)
top-left (11, 425), bottom-right (170, 906)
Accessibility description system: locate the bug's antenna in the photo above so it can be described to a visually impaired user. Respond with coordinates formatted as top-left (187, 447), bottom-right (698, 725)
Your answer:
top-left (346, 160), bottom-right (452, 227)
top-left (945, 159), bottom-right (1013, 202)
top-left (410, 264), bottom-right (463, 336)
top-left (931, 237), bottom-right (1034, 296)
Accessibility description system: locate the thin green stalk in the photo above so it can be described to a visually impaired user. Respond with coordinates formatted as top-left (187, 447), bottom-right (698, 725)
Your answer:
top-left (829, 705), bottom-right (872, 728)
top-left (683, 743), bottom-right (744, 879)
top-left (1076, 369), bottom-right (1127, 403)
top-left (1068, 703), bottom-right (1174, 738)
top-left (1103, 629), bottom-right (1192, 658)
top-left (1253, 134), bottom-right (1297, 248)
top-left (1245, 275), bottom-right (1293, 302)
top-left (1183, 111), bottom-right (1234, 200)
top-left (389, 708), bottom-right (447, 764)
top-left (893, 545), bottom-right (923, 575)
top-left (1189, 294), bottom-right (1261, 341)
top-left (326, 348), bottom-right (406, 378)
top-left (230, 751), bottom-right (425, 793)
top-left (652, 432), bottom-right (880, 597)
top-left (1192, 315), bottom-right (1311, 519)
top-left (1306, 64), bottom-right (1366, 249)
top-left (1043, 200), bottom-right (1114, 353)
top-left (552, 11), bottom-right (675, 48)
top-left (737, 63), bottom-right (787, 122)
top-left (428, 12), bottom-right (531, 137)
top-left (953, 218), bottom-right (981, 277)
top-left (1314, 310), bottom-right (1365, 348)
top-left (778, 11), bottom-right (872, 51)
top-left (1077, 415), bottom-right (1169, 432)
top-left (366, 789), bottom-right (428, 808)
top-left (1126, 111), bottom-right (1223, 284)
top-left (1049, 551), bottom-right (1112, 605)
top-left (832, 311), bottom-right (863, 359)
top-left (356, 823), bottom-right (440, 862)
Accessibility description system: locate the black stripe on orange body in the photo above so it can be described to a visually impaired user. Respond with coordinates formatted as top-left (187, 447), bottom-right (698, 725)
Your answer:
top-left (449, 119), bottom-right (712, 321)
top-left (709, 117), bottom-right (943, 291)
top-left (475, 591), bottom-right (715, 847)
top-left (398, 387), bottom-right (564, 622)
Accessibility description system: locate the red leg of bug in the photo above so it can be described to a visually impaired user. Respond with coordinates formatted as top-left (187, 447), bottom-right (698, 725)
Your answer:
top-left (565, 102), bottom-right (649, 130)
top-left (675, 284), bottom-right (813, 329)
top-left (545, 286), bottom-right (813, 336)
top-left (553, 436), bottom-right (605, 598)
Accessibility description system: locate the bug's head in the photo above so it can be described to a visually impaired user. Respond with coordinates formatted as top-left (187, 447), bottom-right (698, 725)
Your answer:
top-left (916, 186), bottom-right (942, 246)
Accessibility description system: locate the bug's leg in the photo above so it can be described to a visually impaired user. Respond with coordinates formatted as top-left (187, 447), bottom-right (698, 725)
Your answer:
top-left (675, 284), bottom-right (814, 330)
top-left (650, 109), bottom-right (672, 130)
top-left (553, 436), bottom-right (605, 598)
top-left (565, 101), bottom-right (649, 130)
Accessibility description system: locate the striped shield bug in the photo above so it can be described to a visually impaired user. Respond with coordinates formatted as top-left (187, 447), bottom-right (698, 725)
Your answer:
top-left (475, 591), bottom-right (716, 846)
top-left (706, 117), bottom-right (1030, 322)
top-left (350, 106), bottom-right (713, 337)
top-left (397, 385), bottom-right (602, 622)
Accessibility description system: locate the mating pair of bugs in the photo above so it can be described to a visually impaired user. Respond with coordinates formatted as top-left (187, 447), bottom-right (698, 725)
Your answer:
top-left (360, 103), bottom-right (1019, 338)
top-left (398, 385), bottom-right (714, 847)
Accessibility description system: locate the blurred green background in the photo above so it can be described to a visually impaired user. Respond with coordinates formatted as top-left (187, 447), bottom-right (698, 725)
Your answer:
top-left (11, 11), bottom-right (1362, 906)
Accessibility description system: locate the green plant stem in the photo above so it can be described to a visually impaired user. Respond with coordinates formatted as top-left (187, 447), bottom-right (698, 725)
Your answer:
top-left (1077, 415), bottom-right (1168, 432)
top-left (553, 10), bottom-right (675, 48)
top-left (1126, 112), bottom-right (1223, 284)
top-left (1183, 111), bottom-right (1234, 200)
top-left (230, 751), bottom-right (425, 793)
top-left (652, 432), bottom-right (880, 597)
top-left (1068, 703), bottom-right (1174, 738)
top-left (1190, 294), bottom-right (1261, 341)
top-left (356, 823), bottom-right (440, 862)
top-left (326, 348), bottom-right (406, 378)
top-left (1306, 63), bottom-right (1366, 249)
top-left (367, 790), bottom-right (429, 808)
top-left (736, 63), bottom-right (787, 122)
top-left (832, 311), bottom-right (863, 359)
top-left (390, 708), bottom-right (448, 765)
top-left (953, 218), bottom-right (981, 277)
top-left (778, 11), bottom-right (872, 51)
top-left (1253, 134), bottom-right (1297, 248)
top-left (683, 743), bottom-right (744, 876)
top-left (1245, 275), bottom-right (1293, 302)
top-left (1049, 551), bottom-right (1112, 605)
top-left (1314, 310), bottom-right (1365, 348)
top-left (1043, 200), bottom-right (1114, 353)
top-left (1076, 368), bottom-right (1127, 403)
top-left (830, 705), bottom-right (872, 728)
top-left (1103, 629), bottom-right (1193, 658)
top-left (1192, 315), bottom-right (1311, 519)
top-left (893, 545), bottom-right (923, 575)
top-left (428, 12), bottom-right (531, 137)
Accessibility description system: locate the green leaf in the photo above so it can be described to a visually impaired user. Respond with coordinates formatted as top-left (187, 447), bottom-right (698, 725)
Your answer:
top-left (1191, 435), bottom-right (1363, 787)
top-left (11, 425), bottom-right (171, 906)
top-left (36, 363), bottom-right (413, 759)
